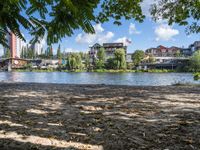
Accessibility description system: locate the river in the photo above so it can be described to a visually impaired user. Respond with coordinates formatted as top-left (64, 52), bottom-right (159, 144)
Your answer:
top-left (0, 72), bottom-right (199, 86)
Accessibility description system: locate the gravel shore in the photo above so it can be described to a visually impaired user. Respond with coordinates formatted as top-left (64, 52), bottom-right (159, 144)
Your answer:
top-left (0, 83), bottom-right (200, 150)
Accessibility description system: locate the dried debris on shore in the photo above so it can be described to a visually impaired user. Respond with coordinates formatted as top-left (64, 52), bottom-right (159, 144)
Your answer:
top-left (0, 83), bottom-right (200, 150)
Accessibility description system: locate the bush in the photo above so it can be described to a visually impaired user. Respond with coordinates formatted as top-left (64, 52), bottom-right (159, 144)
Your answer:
top-left (24, 63), bottom-right (32, 69)
top-left (194, 72), bottom-right (200, 80)
top-left (190, 50), bottom-right (200, 72)
top-left (105, 58), bottom-right (118, 69)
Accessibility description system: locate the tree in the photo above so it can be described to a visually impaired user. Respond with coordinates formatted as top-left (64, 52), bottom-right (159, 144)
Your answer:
top-left (41, 48), bottom-right (44, 55)
top-left (20, 47), bottom-right (24, 58)
top-left (97, 48), bottom-right (105, 62)
top-left (175, 51), bottom-right (181, 57)
top-left (45, 45), bottom-right (53, 59)
top-left (190, 50), bottom-right (200, 72)
top-left (67, 53), bottom-right (82, 70)
top-left (57, 44), bottom-right (62, 59)
top-left (148, 55), bottom-right (156, 63)
top-left (23, 46), bottom-right (28, 59)
top-left (75, 53), bottom-right (82, 69)
top-left (106, 58), bottom-right (118, 69)
top-left (131, 50), bottom-right (145, 66)
top-left (4, 48), bottom-right (11, 58)
top-left (0, 0), bottom-right (144, 47)
top-left (67, 55), bottom-right (76, 70)
top-left (79, 52), bottom-right (84, 60)
top-left (49, 45), bottom-right (53, 59)
top-left (84, 53), bottom-right (90, 70)
top-left (96, 48), bottom-right (105, 69)
top-left (114, 48), bottom-right (126, 69)
top-left (35, 51), bottom-right (38, 59)
top-left (45, 47), bottom-right (49, 58)
top-left (27, 48), bottom-right (34, 59)
top-left (151, 0), bottom-right (200, 34)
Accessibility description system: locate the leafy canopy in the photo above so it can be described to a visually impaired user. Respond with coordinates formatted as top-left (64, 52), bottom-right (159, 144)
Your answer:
top-left (57, 44), bottom-right (62, 59)
top-left (1, 0), bottom-right (199, 47)
top-left (0, 0), bottom-right (144, 47)
top-left (114, 48), bottom-right (127, 69)
top-left (95, 47), bottom-right (105, 69)
top-left (131, 50), bottom-right (145, 65)
top-left (67, 53), bottom-right (82, 70)
top-left (151, 0), bottom-right (200, 34)
top-left (190, 50), bottom-right (200, 72)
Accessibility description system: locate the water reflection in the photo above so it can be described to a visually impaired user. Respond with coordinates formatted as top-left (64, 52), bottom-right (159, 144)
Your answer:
top-left (0, 72), bottom-right (199, 86)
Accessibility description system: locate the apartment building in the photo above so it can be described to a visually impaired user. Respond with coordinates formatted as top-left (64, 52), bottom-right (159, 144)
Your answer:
top-left (89, 42), bottom-right (127, 60)
top-left (145, 45), bottom-right (181, 57)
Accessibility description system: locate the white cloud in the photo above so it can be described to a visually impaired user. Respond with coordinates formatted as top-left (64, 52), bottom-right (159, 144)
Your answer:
top-left (76, 33), bottom-right (96, 44)
top-left (75, 24), bottom-right (114, 44)
top-left (94, 24), bottom-right (104, 33)
top-left (156, 18), bottom-right (168, 24)
top-left (64, 48), bottom-right (79, 53)
top-left (129, 23), bottom-right (141, 35)
top-left (115, 37), bottom-right (132, 46)
top-left (98, 31), bottom-right (114, 43)
top-left (155, 24), bottom-right (179, 41)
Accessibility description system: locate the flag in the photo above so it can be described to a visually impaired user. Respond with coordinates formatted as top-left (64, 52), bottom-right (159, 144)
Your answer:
top-left (126, 38), bottom-right (132, 44)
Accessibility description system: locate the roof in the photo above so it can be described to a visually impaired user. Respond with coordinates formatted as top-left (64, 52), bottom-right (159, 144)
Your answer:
top-left (157, 45), bottom-right (167, 49)
top-left (103, 43), bottom-right (124, 47)
top-left (90, 43), bottom-right (102, 48)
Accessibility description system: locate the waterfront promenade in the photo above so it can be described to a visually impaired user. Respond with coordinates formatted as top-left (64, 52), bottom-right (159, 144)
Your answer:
top-left (0, 83), bottom-right (199, 149)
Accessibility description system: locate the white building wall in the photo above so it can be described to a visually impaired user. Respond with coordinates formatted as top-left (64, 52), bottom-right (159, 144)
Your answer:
top-left (16, 37), bottom-right (27, 58)
top-left (33, 42), bottom-right (42, 55)
top-left (16, 37), bottom-right (21, 58)
top-left (126, 54), bottom-right (132, 63)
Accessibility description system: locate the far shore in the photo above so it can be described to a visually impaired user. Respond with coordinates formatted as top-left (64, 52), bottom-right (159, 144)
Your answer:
top-left (12, 68), bottom-right (186, 73)
top-left (0, 83), bottom-right (200, 149)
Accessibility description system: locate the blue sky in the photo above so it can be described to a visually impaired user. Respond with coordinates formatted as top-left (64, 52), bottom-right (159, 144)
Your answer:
top-left (54, 19), bottom-right (199, 53)
top-left (0, 0), bottom-right (199, 55)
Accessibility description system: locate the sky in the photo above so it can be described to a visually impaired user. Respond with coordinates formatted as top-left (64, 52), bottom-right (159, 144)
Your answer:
top-left (1, 0), bottom-right (199, 55)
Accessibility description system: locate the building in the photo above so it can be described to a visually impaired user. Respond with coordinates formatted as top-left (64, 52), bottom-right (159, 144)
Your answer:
top-left (89, 43), bottom-right (127, 61)
top-left (0, 58), bottom-right (29, 70)
top-left (189, 41), bottom-right (200, 52)
top-left (4, 33), bottom-right (17, 58)
top-left (103, 43), bottom-right (127, 59)
top-left (88, 43), bottom-right (103, 60)
top-left (30, 41), bottom-right (43, 55)
top-left (126, 53), bottom-right (132, 63)
top-left (180, 48), bottom-right (192, 56)
top-left (4, 32), bottom-right (24, 58)
top-left (140, 57), bottom-right (189, 70)
top-left (179, 41), bottom-right (200, 56)
top-left (145, 45), bottom-right (181, 57)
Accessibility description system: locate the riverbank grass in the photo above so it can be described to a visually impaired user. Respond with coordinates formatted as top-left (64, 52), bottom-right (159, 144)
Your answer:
top-left (13, 68), bottom-right (177, 73)
top-left (194, 72), bottom-right (200, 80)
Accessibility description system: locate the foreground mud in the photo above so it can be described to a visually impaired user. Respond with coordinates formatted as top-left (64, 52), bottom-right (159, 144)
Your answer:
top-left (0, 83), bottom-right (200, 150)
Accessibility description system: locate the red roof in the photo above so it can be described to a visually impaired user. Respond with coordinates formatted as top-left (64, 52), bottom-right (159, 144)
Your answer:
top-left (157, 45), bottom-right (167, 49)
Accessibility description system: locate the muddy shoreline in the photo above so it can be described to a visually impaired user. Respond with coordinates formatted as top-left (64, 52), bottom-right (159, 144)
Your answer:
top-left (0, 83), bottom-right (200, 150)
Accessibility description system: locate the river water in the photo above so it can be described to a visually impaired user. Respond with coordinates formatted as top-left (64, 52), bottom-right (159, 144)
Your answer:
top-left (0, 72), bottom-right (199, 86)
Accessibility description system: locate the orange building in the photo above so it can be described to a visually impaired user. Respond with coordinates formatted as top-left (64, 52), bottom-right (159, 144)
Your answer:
top-left (10, 33), bottom-right (17, 58)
